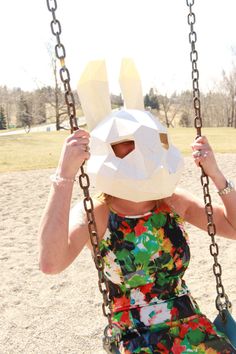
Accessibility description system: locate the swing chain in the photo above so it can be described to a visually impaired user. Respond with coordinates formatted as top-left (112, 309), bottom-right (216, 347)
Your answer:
top-left (186, 0), bottom-right (202, 137)
top-left (46, 0), bottom-right (118, 337)
top-left (186, 0), bottom-right (231, 318)
top-left (46, 0), bottom-right (77, 131)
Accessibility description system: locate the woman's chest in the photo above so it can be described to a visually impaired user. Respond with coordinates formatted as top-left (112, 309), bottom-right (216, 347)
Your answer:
top-left (99, 209), bottom-right (190, 286)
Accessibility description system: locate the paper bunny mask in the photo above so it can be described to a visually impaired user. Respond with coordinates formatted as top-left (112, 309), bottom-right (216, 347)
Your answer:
top-left (77, 59), bottom-right (184, 202)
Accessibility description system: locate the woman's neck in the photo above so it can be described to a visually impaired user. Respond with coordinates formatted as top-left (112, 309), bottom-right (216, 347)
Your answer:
top-left (109, 197), bottom-right (159, 216)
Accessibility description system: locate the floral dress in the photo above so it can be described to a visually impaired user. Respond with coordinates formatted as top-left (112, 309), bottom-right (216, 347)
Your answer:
top-left (99, 203), bottom-right (236, 353)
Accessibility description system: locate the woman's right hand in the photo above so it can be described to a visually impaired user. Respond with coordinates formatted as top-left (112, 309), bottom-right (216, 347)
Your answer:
top-left (56, 129), bottom-right (90, 178)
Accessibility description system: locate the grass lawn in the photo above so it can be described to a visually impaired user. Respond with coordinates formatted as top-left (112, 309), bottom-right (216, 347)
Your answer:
top-left (169, 127), bottom-right (236, 155)
top-left (0, 131), bottom-right (68, 173)
top-left (0, 127), bottom-right (235, 173)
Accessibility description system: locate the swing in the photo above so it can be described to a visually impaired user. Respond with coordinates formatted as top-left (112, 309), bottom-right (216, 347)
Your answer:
top-left (46, 0), bottom-right (236, 351)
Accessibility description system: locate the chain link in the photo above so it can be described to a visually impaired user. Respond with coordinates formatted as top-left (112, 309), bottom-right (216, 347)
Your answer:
top-left (46, 0), bottom-right (116, 334)
top-left (186, 0), bottom-right (231, 317)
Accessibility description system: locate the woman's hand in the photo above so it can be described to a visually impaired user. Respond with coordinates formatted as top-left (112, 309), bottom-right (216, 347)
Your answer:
top-left (191, 136), bottom-right (220, 178)
top-left (56, 129), bottom-right (90, 178)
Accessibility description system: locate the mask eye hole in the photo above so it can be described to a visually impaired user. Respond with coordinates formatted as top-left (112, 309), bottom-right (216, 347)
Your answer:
top-left (111, 140), bottom-right (135, 159)
top-left (159, 133), bottom-right (169, 150)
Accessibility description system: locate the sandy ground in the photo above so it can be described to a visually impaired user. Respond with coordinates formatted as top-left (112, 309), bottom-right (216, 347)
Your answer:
top-left (1, 154), bottom-right (236, 354)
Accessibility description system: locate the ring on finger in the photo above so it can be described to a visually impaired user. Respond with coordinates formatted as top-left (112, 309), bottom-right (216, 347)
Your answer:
top-left (195, 150), bottom-right (201, 158)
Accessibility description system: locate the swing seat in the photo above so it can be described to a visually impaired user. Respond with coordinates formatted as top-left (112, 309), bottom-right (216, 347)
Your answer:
top-left (214, 310), bottom-right (236, 348)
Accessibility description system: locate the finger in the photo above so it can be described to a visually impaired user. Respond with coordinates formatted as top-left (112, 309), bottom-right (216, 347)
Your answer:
top-left (71, 140), bottom-right (90, 153)
top-left (69, 138), bottom-right (90, 146)
top-left (73, 128), bottom-right (90, 136)
top-left (79, 144), bottom-right (90, 152)
top-left (84, 152), bottom-right (91, 160)
top-left (192, 152), bottom-right (203, 167)
top-left (67, 129), bottom-right (90, 141)
top-left (193, 150), bottom-right (202, 158)
top-left (193, 143), bottom-right (206, 149)
top-left (192, 150), bottom-right (208, 159)
top-left (195, 135), bottom-right (208, 144)
top-left (78, 150), bottom-right (91, 161)
top-left (191, 142), bottom-right (208, 151)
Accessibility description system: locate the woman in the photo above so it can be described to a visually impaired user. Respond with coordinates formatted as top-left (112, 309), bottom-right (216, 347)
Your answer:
top-left (39, 122), bottom-right (236, 353)
top-left (39, 58), bottom-right (236, 353)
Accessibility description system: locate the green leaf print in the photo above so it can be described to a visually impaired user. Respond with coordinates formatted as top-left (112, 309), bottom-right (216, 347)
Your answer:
top-left (134, 348), bottom-right (153, 354)
top-left (116, 249), bottom-right (136, 273)
top-left (112, 311), bottom-right (123, 323)
top-left (133, 247), bottom-right (150, 265)
top-left (186, 328), bottom-right (205, 346)
top-left (125, 273), bottom-right (151, 287)
top-left (151, 252), bottom-right (172, 269)
top-left (133, 234), bottom-right (159, 264)
top-left (148, 213), bottom-right (167, 229)
top-left (125, 232), bottom-right (136, 244)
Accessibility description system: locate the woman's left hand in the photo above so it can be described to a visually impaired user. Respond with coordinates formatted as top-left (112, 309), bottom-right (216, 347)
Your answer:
top-left (191, 136), bottom-right (220, 178)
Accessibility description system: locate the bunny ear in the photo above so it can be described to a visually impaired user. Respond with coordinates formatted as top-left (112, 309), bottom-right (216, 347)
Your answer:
top-left (119, 58), bottom-right (144, 110)
top-left (77, 60), bottom-right (112, 131)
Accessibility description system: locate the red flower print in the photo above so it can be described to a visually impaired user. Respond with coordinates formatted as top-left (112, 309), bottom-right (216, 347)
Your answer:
top-left (175, 258), bottom-right (183, 270)
top-left (113, 295), bottom-right (131, 311)
top-left (170, 307), bottom-right (179, 320)
top-left (179, 323), bottom-right (189, 339)
top-left (140, 283), bottom-right (154, 295)
top-left (188, 319), bottom-right (200, 331)
top-left (121, 221), bottom-right (132, 234)
top-left (156, 342), bottom-right (169, 354)
top-left (198, 316), bottom-right (216, 335)
top-left (172, 339), bottom-right (187, 354)
top-left (120, 311), bottom-right (132, 326)
top-left (134, 220), bottom-right (147, 236)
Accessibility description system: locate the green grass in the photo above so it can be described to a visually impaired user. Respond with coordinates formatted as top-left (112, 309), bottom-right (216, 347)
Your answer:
top-left (0, 127), bottom-right (236, 173)
top-left (0, 131), bottom-right (68, 173)
top-left (168, 127), bottom-right (236, 155)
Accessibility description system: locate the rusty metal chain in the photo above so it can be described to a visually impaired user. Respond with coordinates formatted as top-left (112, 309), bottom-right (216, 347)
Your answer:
top-left (186, 0), bottom-right (231, 318)
top-left (46, 0), bottom-right (117, 336)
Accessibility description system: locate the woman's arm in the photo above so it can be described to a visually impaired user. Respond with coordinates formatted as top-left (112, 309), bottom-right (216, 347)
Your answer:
top-left (192, 135), bottom-right (236, 234)
top-left (38, 129), bottom-right (91, 274)
top-left (172, 188), bottom-right (236, 240)
top-left (171, 136), bottom-right (236, 240)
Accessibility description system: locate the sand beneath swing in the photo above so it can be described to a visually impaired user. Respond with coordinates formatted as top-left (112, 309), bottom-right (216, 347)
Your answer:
top-left (1, 154), bottom-right (236, 354)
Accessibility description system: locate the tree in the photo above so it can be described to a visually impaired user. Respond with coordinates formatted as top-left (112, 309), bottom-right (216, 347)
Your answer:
top-left (200, 91), bottom-right (228, 127)
top-left (157, 92), bottom-right (180, 128)
top-left (144, 94), bottom-right (151, 108)
top-left (221, 68), bottom-right (236, 127)
top-left (31, 88), bottom-right (47, 124)
top-left (16, 95), bottom-right (32, 128)
top-left (0, 106), bottom-right (7, 129)
top-left (46, 43), bottom-right (71, 130)
top-left (178, 90), bottom-right (193, 127)
top-left (144, 88), bottom-right (159, 110)
top-left (179, 112), bottom-right (191, 127)
top-left (0, 86), bottom-right (11, 127)
top-left (111, 93), bottom-right (123, 108)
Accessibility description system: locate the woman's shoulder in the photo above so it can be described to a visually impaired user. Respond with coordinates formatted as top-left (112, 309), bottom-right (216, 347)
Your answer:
top-left (163, 187), bottom-right (195, 219)
top-left (69, 195), bottom-right (109, 227)
top-left (93, 195), bottom-right (110, 230)
top-left (93, 197), bottom-right (110, 218)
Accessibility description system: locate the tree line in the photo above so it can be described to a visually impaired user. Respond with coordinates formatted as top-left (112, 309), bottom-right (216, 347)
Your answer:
top-left (1, 64), bottom-right (236, 130)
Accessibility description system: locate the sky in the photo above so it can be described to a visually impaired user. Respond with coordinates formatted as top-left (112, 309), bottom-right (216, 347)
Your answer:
top-left (1, 0), bottom-right (236, 95)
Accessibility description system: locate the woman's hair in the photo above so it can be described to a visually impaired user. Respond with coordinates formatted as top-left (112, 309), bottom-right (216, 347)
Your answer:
top-left (95, 192), bottom-right (162, 208)
top-left (95, 192), bottom-right (112, 205)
